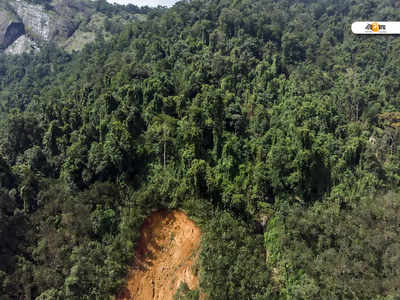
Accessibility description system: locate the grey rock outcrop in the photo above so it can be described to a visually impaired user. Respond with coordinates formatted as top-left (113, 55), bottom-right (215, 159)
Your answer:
top-left (2, 22), bottom-right (25, 49)
top-left (0, 0), bottom-right (145, 55)
top-left (9, 0), bottom-right (52, 41)
top-left (4, 34), bottom-right (38, 55)
top-left (0, 6), bottom-right (24, 49)
top-left (0, 0), bottom-right (102, 54)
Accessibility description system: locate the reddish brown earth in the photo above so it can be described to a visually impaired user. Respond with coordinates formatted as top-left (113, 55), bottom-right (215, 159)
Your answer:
top-left (116, 210), bottom-right (201, 300)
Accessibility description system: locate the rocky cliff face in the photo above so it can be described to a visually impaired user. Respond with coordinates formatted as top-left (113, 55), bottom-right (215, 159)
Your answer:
top-left (9, 0), bottom-right (53, 42)
top-left (0, 0), bottom-right (134, 55)
top-left (2, 22), bottom-right (25, 49)
top-left (0, 4), bottom-right (24, 50)
top-left (4, 34), bottom-right (38, 55)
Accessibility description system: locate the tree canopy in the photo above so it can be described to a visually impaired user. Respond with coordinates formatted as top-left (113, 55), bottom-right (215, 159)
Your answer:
top-left (1, 0), bottom-right (400, 298)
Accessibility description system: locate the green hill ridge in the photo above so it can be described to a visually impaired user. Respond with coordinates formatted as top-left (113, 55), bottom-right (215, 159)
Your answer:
top-left (0, 0), bottom-right (400, 299)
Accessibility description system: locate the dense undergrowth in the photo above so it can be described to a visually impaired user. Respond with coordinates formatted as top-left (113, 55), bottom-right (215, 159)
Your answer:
top-left (1, 0), bottom-right (400, 299)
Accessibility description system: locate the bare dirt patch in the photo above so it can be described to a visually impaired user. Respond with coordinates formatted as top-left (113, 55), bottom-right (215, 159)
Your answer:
top-left (116, 210), bottom-right (201, 300)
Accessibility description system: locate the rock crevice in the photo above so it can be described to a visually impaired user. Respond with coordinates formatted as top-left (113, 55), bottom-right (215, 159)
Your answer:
top-left (2, 22), bottom-right (25, 49)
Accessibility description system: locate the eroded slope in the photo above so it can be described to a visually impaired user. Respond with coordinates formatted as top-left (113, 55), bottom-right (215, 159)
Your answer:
top-left (117, 210), bottom-right (201, 300)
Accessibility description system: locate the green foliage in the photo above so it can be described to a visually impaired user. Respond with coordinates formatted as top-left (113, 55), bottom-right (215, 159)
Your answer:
top-left (267, 193), bottom-right (400, 299)
top-left (200, 211), bottom-right (273, 299)
top-left (1, 0), bottom-right (400, 298)
top-left (174, 283), bottom-right (200, 300)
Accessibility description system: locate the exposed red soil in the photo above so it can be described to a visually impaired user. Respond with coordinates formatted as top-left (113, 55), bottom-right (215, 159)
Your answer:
top-left (116, 210), bottom-right (201, 300)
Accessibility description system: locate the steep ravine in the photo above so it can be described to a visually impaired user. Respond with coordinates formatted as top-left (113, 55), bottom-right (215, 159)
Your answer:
top-left (116, 210), bottom-right (201, 300)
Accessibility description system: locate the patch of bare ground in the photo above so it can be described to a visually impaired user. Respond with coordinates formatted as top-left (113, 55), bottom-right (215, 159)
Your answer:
top-left (116, 210), bottom-right (201, 300)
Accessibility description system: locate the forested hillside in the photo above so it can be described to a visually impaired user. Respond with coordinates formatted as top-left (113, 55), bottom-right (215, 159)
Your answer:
top-left (1, 0), bottom-right (400, 299)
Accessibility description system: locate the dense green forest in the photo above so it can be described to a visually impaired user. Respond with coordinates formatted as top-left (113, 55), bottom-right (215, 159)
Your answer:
top-left (1, 0), bottom-right (400, 298)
